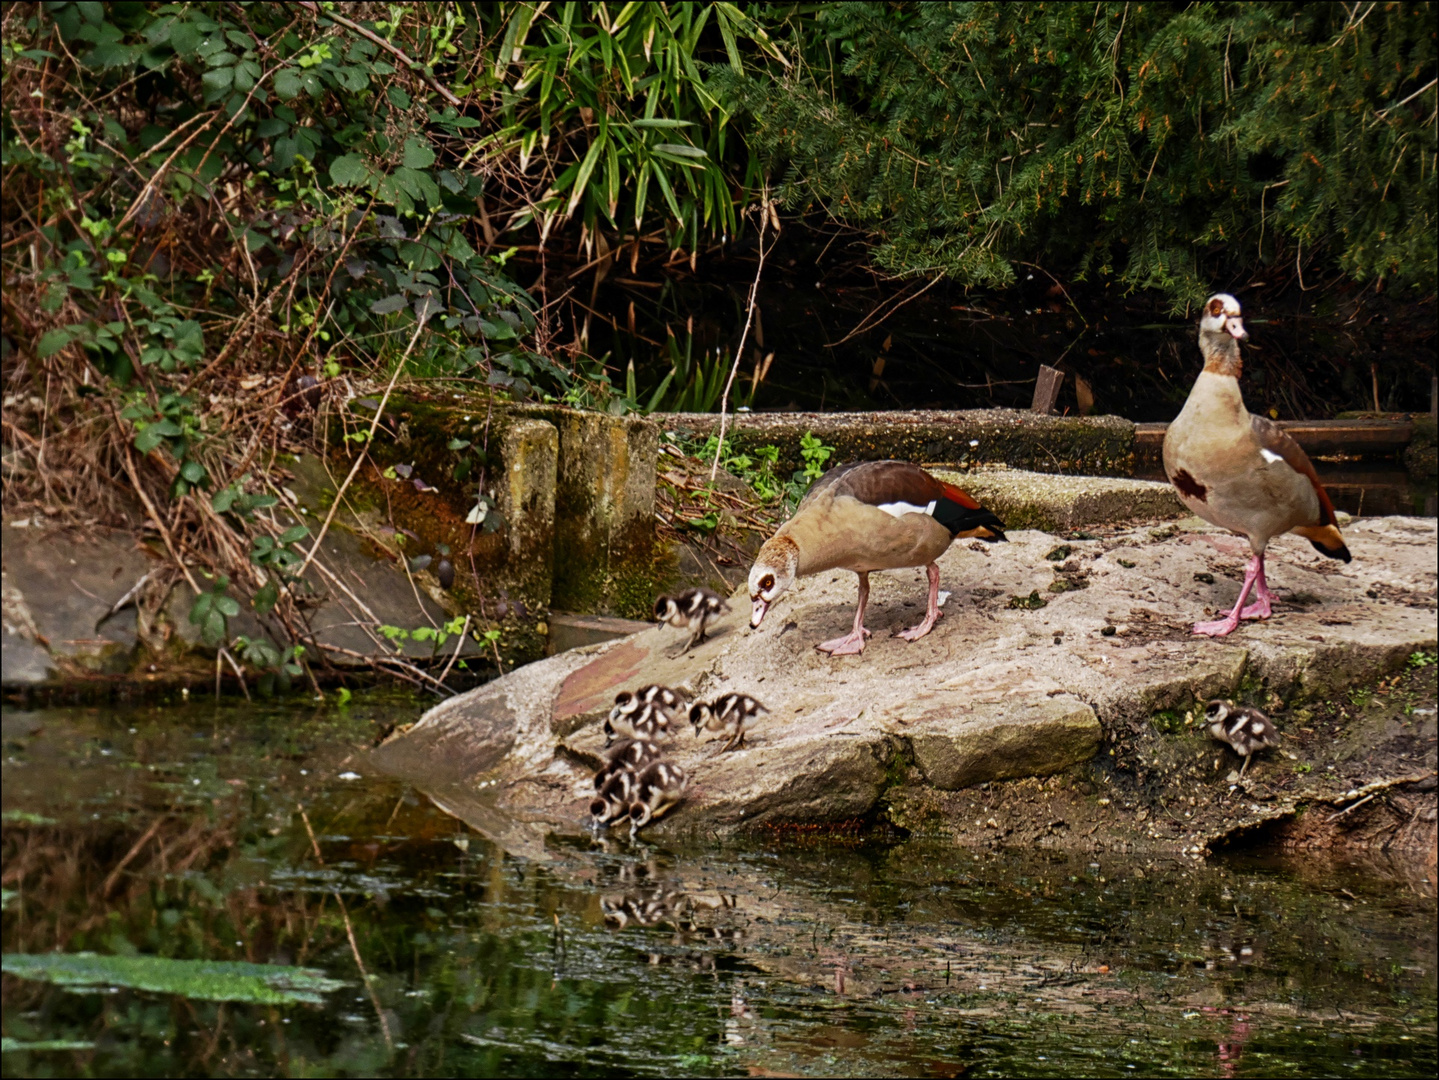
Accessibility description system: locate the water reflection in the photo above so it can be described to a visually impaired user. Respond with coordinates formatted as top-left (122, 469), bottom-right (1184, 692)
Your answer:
top-left (2, 695), bottom-right (1436, 1078)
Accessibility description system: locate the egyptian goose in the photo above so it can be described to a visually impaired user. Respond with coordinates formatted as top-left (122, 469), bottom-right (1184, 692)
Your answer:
top-left (1163, 294), bottom-right (1351, 637)
top-left (626, 760), bottom-right (689, 836)
top-left (1204, 699), bottom-right (1281, 779)
top-left (746, 460), bottom-right (1006, 654)
top-left (655, 587), bottom-right (731, 656)
top-left (689, 693), bottom-right (768, 751)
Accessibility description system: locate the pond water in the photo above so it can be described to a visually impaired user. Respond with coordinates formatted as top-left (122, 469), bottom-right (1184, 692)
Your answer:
top-left (3, 693), bottom-right (1436, 1077)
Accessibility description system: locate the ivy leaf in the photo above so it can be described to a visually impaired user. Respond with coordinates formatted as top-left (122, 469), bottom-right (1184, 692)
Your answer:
top-left (278, 525), bottom-right (309, 545)
top-left (36, 328), bottom-right (75, 358)
top-left (252, 580), bottom-right (279, 615)
top-left (401, 137), bottom-right (436, 170)
top-left (180, 459), bottom-right (207, 484)
top-left (133, 427), bottom-right (167, 453)
top-left (329, 154), bottom-right (369, 187)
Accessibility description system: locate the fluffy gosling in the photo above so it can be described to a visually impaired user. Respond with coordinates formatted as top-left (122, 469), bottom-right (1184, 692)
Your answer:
top-left (1205, 699), bottom-right (1281, 780)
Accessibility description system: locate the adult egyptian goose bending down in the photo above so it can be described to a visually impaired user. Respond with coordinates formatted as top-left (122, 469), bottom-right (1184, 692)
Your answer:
top-left (1163, 294), bottom-right (1351, 637)
top-left (747, 460), bottom-right (1006, 655)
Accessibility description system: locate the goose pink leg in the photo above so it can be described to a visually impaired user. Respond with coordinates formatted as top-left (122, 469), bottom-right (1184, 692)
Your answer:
top-left (1239, 554), bottom-right (1276, 620)
top-left (1192, 554), bottom-right (1261, 637)
top-left (817, 571), bottom-right (872, 656)
top-left (897, 562), bottom-right (945, 642)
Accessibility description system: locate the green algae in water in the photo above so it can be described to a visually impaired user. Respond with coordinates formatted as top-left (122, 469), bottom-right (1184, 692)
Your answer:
top-left (2, 954), bottom-right (345, 1005)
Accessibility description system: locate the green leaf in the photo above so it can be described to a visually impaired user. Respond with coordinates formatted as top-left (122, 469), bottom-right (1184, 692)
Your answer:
top-left (273, 69), bottom-right (303, 101)
top-left (188, 593), bottom-right (213, 624)
top-left (0, 954), bottom-right (345, 1005)
top-left (202, 608), bottom-right (227, 646)
top-left (180, 459), bottom-right (206, 484)
top-left (215, 595), bottom-right (241, 618)
top-left (278, 525), bottom-right (308, 545)
top-left (370, 294), bottom-right (407, 315)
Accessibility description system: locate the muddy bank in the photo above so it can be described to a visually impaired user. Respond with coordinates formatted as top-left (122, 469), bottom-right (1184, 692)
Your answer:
top-left (371, 512), bottom-right (1436, 873)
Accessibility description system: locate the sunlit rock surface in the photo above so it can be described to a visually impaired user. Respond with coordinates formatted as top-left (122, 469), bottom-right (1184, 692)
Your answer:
top-left (372, 516), bottom-right (1437, 844)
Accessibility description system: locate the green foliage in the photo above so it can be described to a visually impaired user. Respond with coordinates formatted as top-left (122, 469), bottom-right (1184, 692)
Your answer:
top-left (718, 2), bottom-right (1436, 302)
top-left (187, 575), bottom-right (239, 647)
top-left (1407, 651), bottom-right (1436, 669)
top-left (1, 953), bottom-right (344, 1006)
top-left (798, 431), bottom-right (834, 480)
top-left (479, 1), bottom-right (783, 243)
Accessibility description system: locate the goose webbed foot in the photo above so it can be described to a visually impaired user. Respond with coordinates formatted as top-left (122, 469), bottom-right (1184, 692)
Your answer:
top-left (815, 627), bottom-right (870, 655)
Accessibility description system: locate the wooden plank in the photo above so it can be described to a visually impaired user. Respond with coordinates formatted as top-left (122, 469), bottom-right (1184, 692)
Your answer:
top-left (1031, 365), bottom-right (1064, 414)
top-left (1134, 419), bottom-right (1413, 458)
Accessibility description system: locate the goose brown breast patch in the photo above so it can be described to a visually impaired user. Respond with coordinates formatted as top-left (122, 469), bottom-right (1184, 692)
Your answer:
top-left (1172, 469), bottom-right (1208, 501)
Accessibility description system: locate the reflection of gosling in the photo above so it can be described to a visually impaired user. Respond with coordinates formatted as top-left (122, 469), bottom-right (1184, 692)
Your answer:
top-left (1205, 699), bottom-right (1281, 780)
top-left (689, 693), bottom-right (768, 751)
top-left (593, 738), bottom-right (663, 792)
top-left (605, 685), bottom-right (688, 745)
top-left (628, 761), bottom-right (689, 837)
top-left (655, 587), bottom-right (731, 656)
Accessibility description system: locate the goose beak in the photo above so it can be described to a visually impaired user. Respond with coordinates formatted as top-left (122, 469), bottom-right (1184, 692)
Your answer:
top-left (1226, 316), bottom-right (1248, 340)
top-left (749, 597), bottom-right (768, 628)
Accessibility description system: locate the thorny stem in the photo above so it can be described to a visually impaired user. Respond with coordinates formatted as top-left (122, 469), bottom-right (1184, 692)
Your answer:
top-left (295, 317), bottom-right (427, 582)
top-left (710, 197), bottom-right (773, 482)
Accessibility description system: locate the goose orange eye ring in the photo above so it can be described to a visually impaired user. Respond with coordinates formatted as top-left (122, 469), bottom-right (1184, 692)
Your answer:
top-left (759, 574), bottom-right (774, 593)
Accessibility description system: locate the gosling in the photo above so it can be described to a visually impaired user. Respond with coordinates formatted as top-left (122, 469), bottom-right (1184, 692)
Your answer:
top-left (605, 685), bottom-right (687, 746)
top-left (689, 692), bottom-right (768, 752)
top-left (627, 761), bottom-right (689, 837)
top-left (1205, 699), bottom-right (1281, 780)
top-left (592, 737), bottom-right (663, 792)
top-left (655, 587), bottom-right (731, 657)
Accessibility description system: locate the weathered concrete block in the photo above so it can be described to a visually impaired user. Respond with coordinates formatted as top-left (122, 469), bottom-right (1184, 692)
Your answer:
top-left (551, 411), bottom-right (660, 617)
top-left (499, 418), bottom-right (558, 612)
top-left (934, 467), bottom-right (1185, 531)
top-left (904, 696), bottom-right (1102, 789)
top-left (657, 408), bottom-right (1138, 476)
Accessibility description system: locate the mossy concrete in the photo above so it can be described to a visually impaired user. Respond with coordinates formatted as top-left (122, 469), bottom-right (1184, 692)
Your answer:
top-left (658, 408), bottom-right (1138, 476)
top-left (548, 411), bottom-right (661, 618)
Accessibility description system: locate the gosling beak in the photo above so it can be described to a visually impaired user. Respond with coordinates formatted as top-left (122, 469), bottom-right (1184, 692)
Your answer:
top-left (750, 597), bottom-right (768, 628)
top-left (1226, 316), bottom-right (1248, 341)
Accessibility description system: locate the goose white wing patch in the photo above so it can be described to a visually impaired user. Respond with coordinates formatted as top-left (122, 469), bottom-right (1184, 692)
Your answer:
top-left (876, 499), bottom-right (937, 519)
top-left (1259, 448), bottom-right (1285, 465)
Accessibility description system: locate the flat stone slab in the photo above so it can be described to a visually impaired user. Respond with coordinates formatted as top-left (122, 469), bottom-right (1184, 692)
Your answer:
top-left (944, 467), bottom-right (1184, 531)
top-left (371, 515), bottom-right (1436, 848)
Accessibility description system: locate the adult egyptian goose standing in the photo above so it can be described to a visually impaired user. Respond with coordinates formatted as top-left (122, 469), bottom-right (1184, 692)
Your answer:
top-left (1163, 294), bottom-right (1351, 637)
top-left (747, 461), bottom-right (1006, 655)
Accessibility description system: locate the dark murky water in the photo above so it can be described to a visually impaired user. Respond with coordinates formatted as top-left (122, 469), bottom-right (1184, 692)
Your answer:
top-left (3, 693), bottom-right (1436, 1077)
